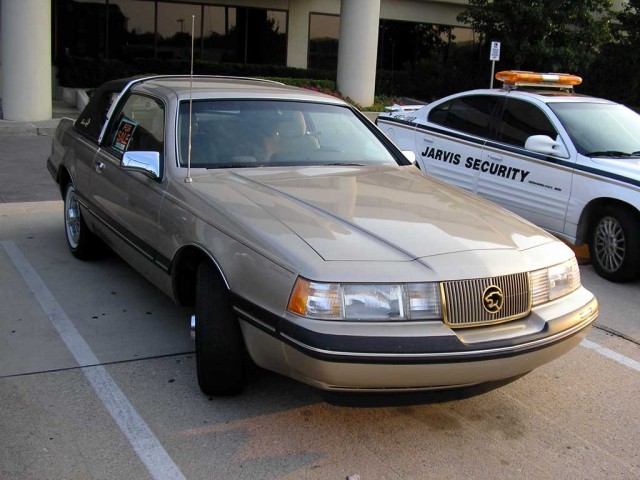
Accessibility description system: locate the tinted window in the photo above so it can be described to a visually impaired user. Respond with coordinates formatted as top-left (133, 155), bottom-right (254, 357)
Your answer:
top-left (106, 94), bottom-right (165, 159)
top-left (497, 99), bottom-right (557, 148)
top-left (428, 95), bottom-right (497, 138)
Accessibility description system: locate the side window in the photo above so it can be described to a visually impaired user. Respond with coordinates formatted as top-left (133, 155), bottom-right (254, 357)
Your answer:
top-left (106, 94), bottom-right (165, 158)
top-left (428, 95), bottom-right (498, 138)
top-left (497, 99), bottom-right (557, 148)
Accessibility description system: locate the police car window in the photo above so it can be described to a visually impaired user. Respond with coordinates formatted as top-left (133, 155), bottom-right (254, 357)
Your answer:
top-left (429, 95), bottom-right (497, 138)
top-left (549, 102), bottom-right (640, 156)
top-left (497, 99), bottom-right (557, 148)
top-left (428, 103), bottom-right (449, 125)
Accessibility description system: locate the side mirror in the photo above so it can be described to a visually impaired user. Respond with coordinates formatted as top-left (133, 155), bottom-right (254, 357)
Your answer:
top-left (122, 151), bottom-right (161, 180)
top-left (401, 150), bottom-right (417, 164)
top-left (524, 135), bottom-right (568, 158)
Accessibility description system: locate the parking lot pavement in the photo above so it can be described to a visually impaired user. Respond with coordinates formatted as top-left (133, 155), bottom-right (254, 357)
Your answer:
top-left (1, 134), bottom-right (639, 479)
top-left (0, 135), bottom-right (60, 203)
top-left (580, 265), bottom-right (640, 344)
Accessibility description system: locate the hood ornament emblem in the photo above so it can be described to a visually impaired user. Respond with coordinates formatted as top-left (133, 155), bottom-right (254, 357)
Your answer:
top-left (482, 285), bottom-right (504, 314)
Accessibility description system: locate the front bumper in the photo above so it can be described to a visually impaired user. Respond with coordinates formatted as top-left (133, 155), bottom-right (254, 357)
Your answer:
top-left (236, 286), bottom-right (597, 392)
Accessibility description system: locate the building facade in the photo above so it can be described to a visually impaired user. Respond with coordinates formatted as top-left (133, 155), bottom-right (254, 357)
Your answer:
top-left (0, 0), bottom-right (471, 121)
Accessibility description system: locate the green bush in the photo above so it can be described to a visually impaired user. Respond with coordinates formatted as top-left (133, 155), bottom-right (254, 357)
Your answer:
top-left (56, 55), bottom-right (335, 88)
top-left (266, 78), bottom-right (336, 91)
top-left (57, 50), bottom-right (640, 111)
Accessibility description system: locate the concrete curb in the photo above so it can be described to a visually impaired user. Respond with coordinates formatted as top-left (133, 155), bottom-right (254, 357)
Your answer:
top-left (0, 118), bottom-right (62, 136)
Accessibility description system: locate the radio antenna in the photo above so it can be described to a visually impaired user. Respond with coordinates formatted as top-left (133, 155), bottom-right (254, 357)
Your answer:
top-left (185, 14), bottom-right (195, 183)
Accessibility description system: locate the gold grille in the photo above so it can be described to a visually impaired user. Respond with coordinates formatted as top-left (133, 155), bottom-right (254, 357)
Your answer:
top-left (441, 273), bottom-right (531, 328)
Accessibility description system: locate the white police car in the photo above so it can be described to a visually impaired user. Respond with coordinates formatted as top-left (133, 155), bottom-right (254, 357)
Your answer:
top-left (377, 71), bottom-right (640, 282)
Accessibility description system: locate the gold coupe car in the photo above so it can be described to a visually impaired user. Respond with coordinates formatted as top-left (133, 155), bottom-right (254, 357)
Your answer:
top-left (48, 76), bottom-right (598, 396)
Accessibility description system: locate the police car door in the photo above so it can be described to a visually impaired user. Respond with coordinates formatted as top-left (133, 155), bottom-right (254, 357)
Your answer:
top-left (416, 94), bottom-right (500, 193)
top-left (478, 97), bottom-right (573, 234)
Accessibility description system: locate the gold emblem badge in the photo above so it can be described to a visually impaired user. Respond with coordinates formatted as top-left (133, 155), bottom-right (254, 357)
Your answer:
top-left (482, 285), bottom-right (504, 314)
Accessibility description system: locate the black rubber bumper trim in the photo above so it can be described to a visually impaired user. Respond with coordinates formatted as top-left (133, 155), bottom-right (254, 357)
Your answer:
top-left (231, 293), bottom-right (596, 365)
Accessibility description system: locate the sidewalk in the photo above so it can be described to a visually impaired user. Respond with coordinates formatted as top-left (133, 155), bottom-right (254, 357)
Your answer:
top-left (0, 100), bottom-right (79, 136)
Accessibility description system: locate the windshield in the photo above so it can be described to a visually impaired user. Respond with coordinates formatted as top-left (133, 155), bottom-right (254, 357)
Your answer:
top-left (548, 102), bottom-right (640, 157)
top-left (177, 100), bottom-right (399, 168)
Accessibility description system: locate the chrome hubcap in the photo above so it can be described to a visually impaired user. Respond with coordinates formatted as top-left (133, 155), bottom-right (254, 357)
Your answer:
top-left (594, 216), bottom-right (625, 273)
top-left (65, 187), bottom-right (81, 248)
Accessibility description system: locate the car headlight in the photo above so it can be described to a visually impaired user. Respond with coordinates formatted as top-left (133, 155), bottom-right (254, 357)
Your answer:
top-left (530, 257), bottom-right (581, 306)
top-left (287, 278), bottom-right (442, 321)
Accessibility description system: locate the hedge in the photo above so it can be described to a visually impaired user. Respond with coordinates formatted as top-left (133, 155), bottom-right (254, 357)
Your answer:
top-left (57, 55), bottom-right (336, 88)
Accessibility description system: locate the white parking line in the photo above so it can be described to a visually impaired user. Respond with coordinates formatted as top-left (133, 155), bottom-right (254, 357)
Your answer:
top-left (1, 240), bottom-right (186, 480)
top-left (581, 339), bottom-right (640, 373)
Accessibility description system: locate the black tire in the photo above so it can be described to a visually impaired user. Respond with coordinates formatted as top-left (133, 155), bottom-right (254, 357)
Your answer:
top-left (195, 261), bottom-right (244, 395)
top-left (588, 206), bottom-right (640, 282)
top-left (63, 182), bottom-right (100, 260)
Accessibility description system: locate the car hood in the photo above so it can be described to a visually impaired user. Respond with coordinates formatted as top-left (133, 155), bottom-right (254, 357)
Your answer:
top-left (587, 156), bottom-right (640, 183)
top-left (190, 166), bottom-right (554, 261)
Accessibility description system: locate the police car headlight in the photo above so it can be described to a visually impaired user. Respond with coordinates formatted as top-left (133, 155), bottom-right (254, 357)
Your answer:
top-left (531, 258), bottom-right (581, 306)
top-left (287, 278), bottom-right (442, 321)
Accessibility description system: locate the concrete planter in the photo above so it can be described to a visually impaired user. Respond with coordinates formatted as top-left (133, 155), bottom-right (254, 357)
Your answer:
top-left (61, 87), bottom-right (89, 111)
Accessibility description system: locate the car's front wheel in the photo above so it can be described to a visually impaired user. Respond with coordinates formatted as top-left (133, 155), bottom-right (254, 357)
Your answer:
top-left (64, 182), bottom-right (99, 259)
top-left (195, 261), bottom-right (245, 395)
top-left (589, 206), bottom-right (640, 282)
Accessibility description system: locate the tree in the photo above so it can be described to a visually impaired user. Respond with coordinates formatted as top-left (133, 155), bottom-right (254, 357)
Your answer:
top-left (457, 0), bottom-right (614, 74)
top-left (617, 0), bottom-right (640, 46)
top-left (584, 0), bottom-right (640, 106)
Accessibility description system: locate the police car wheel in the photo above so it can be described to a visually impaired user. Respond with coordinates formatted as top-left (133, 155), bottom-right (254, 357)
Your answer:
top-left (588, 207), bottom-right (640, 283)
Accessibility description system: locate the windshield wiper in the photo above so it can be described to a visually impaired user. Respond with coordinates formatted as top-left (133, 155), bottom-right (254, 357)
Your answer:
top-left (205, 163), bottom-right (261, 169)
top-left (584, 150), bottom-right (634, 158)
top-left (323, 162), bottom-right (365, 166)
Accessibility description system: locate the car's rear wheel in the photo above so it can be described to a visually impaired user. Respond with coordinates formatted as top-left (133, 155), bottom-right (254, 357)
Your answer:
top-left (64, 182), bottom-right (99, 259)
top-left (588, 206), bottom-right (640, 282)
top-left (195, 261), bottom-right (244, 395)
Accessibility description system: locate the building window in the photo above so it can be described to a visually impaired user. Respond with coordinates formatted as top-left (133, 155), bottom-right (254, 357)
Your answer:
top-left (53, 0), bottom-right (287, 65)
top-left (202, 6), bottom-right (236, 62)
top-left (156, 2), bottom-right (202, 61)
top-left (108, 0), bottom-right (156, 60)
top-left (308, 13), bottom-right (339, 70)
top-left (54, 0), bottom-right (108, 60)
top-left (378, 19), bottom-right (474, 71)
top-left (232, 8), bottom-right (287, 64)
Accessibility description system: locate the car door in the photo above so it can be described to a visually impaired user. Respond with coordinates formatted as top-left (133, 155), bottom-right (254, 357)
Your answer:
top-left (415, 94), bottom-right (500, 193)
top-left (478, 97), bottom-right (574, 234)
top-left (88, 92), bottom-right (168, 266)
top-left (67, 84), bottom-right (123, 205)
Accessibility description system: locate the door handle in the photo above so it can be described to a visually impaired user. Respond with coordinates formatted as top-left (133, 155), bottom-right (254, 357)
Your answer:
top-left (94, 161), bottom-right (105, 173)
top-left (488, 154), bottom-right (503, 161)
top-left (423, 136), bottom-right (435, 144)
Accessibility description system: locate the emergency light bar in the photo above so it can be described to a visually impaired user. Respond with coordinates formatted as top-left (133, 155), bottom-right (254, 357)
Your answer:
top-left (495, 71), bottom-right (582, 88)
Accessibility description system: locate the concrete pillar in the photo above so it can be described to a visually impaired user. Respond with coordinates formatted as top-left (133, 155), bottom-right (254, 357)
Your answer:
top-left (336, 0), bottom-right (380, 107)
top-left (1, 0), bottom-right (52, 121)
top-left (286, 1), bottom-right (309, 68)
